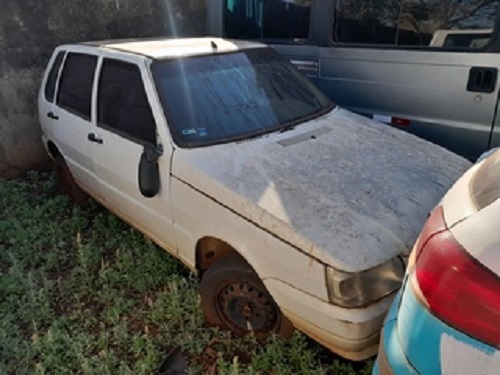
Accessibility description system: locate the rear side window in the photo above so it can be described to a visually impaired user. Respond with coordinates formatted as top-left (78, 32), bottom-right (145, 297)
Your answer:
top-left (57, 53), bottom-right (97, 120)
top-left (471, 150), bottom-right (500, 209)
top-left (335, 0), bottom-right (498, 50)
top-left (44, 51), bottom-right (65, 102)
top-left (97, 59), bottom-right (156, 145)
top-left (225, 0), bottom-right (311, 41)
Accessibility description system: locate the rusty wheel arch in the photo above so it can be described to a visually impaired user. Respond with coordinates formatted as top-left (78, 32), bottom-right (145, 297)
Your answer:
top-left (195, 237), bottom-right (244, 274)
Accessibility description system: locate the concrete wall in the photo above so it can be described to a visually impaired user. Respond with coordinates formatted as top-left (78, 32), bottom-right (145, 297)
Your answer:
top-left (0, 0), bottom-right (206, 178)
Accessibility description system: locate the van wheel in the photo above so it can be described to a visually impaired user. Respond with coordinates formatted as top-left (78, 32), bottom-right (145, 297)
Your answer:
top-left (200, 255), bottom-right (294, 338)
top-left (53, 156), bottom-right (88, 204)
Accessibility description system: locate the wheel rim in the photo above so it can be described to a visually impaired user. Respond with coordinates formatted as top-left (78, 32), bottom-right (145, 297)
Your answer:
top-left (216, 280), bottom-right (279, 334)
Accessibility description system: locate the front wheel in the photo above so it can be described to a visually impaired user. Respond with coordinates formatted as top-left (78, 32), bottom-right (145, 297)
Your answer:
top-left (200, 255), bottom-right (294, 338)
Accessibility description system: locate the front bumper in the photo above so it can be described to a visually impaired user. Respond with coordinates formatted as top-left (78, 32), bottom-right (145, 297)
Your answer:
top-left (265, 278), bottom-right (396, 361)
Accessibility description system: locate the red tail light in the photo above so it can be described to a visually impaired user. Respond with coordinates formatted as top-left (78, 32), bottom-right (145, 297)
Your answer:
top-left (411, 206), bottom-right (500, 349)
top-left (391, 117), bottom-right (411, 127)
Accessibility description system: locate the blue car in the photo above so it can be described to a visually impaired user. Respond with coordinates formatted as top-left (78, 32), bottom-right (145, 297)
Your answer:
top-left (374, 151), bottom-right (500, 375)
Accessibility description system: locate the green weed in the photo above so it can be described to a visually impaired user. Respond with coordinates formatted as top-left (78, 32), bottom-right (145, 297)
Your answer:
top-left (0, 172), bottom-right (372, 374)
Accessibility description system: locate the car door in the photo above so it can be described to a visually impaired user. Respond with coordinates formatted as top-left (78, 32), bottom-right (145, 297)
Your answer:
top-left (50, 49), bottom-right (102, 195)
top-left (89, 53), bottom-right (177, 252)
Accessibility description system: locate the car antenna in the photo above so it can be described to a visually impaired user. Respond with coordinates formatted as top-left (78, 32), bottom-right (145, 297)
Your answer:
top-left (211, 40), bottom-right (218, 52)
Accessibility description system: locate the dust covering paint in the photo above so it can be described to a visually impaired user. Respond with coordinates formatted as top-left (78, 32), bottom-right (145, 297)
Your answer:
top-left (172, 108), bottom-right (471, 272)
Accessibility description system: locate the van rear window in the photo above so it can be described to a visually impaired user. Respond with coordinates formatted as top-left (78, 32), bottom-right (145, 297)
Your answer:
top-left (471, 150), bottom-right (500, 210)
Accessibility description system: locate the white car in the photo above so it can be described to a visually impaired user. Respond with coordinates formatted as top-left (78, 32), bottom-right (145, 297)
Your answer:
top-left (38, 37), bottom-right (470, 360)
top-left (375, 149), bottom-right (500, 374)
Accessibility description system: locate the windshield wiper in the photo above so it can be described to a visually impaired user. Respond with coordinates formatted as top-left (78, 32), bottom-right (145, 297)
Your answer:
top-left (279, 125), bottom-right (295, 133)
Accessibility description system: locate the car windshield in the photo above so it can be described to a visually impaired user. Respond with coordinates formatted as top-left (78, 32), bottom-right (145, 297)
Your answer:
top-left (151, 47), bottom-right (333, 147)
top-left (471, 150), bottom-right (500, 209)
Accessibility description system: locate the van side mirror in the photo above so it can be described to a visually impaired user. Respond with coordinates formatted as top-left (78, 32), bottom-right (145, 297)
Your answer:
top-left (138, 144), bottom-right (163, 198)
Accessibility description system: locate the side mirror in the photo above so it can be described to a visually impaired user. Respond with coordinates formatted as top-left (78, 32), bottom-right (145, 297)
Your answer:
top-left (138, 144), bottom-right (162, 198)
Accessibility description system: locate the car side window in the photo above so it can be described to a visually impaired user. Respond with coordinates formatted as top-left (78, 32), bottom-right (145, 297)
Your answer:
top-left (97, 59), bottom-right (156, 145)
top-left (57, 53), bottom-right (97, 120)
top-left (224, 0), bottom-right (311, 41)
top-left (335, 0), bottom-right (498, 50)
top-left (44, 51), bottom-right (65, 103)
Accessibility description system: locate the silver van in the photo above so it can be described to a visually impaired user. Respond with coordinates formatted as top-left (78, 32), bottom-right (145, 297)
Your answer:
top-left (207, 0), bottom-right (500, 160)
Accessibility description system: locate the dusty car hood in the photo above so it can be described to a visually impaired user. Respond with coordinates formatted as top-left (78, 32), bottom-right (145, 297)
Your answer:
top-left (172, 108), bottom-right (471, 272)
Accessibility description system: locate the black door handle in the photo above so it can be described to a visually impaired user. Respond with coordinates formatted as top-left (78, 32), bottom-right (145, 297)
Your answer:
top-left (47, 111), bottom-right (59, 120)
top-left (87, 133), bottom-right (103, 144)
top-left (467, 67), bottom-right (497, 93)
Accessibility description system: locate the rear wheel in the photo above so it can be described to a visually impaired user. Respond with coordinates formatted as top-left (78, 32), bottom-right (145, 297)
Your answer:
top-left (53, 156), bottom-right (88, 204)
top-left (200, 254), bottom-right (294, 338)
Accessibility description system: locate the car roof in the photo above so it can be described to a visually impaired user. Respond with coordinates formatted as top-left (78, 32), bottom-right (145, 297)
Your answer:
top-left (78, 37), bottom-right (265, 60)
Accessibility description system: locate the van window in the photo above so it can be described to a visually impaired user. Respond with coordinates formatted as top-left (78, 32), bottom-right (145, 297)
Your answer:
top-left (44, 51), bottom-right (65, 103)
top-left (57, 53), bottom-right (97, 120)
top-left (225, 0), bottom-right (311, 41)
top-left (97, 59), bottom-right (156, 145)
top-left (335, 0), bottom-right (498, 49)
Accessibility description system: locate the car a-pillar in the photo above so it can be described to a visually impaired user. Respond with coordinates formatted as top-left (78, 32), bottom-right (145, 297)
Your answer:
top-left (195, 236), bottom-right (295, 338)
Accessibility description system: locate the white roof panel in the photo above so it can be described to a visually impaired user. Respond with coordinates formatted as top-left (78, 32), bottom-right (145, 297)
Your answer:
top-left (102, 37), bottom-right (263, 59)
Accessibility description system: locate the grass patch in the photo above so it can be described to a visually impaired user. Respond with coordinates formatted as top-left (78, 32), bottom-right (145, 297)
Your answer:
top-left (0, 171), bottom-right (373, 374)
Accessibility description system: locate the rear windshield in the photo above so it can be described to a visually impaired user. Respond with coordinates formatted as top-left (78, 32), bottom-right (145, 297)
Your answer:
top-left (151, 47), bottom-right (333, 147)
top-left (471, 150), bottom-right (500, 210)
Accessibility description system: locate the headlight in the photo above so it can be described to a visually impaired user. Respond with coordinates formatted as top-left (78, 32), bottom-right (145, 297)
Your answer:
top-left (325, 256), bottom-right (406, 308)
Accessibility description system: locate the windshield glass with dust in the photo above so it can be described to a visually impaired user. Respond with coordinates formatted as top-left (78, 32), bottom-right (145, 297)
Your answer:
top-left (152, 47), bottom-right (333, 147)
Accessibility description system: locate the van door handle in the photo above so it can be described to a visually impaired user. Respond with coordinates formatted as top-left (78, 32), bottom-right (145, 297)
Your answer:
top-left (290, 59), bottom-right (319, 75)
top-left (87, 133), bottom-right (103, 144)
top-left (47, 111), bottom-right (59, 120)
top-left (467, 67), bottom-right (497, 93)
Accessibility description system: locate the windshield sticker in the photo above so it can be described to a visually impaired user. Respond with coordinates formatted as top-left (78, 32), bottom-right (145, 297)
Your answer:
top-left (182, 128), bottom-right (197, 136)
